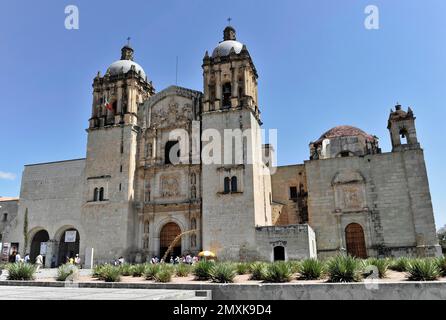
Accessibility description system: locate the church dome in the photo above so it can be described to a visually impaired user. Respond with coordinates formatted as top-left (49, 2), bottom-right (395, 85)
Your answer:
top-left (315, 125), bottom-right (375, 144)
top-left (107, 60), bottom-right (146, 79)
top-left (212, 40), bottom-right (244, 57)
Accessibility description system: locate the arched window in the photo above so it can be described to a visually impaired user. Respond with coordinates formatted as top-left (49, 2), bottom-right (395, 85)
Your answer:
top-left (209, 84), bottom-right (216, 101)
top-left (165, 141), bottom-right (180, 165)
top-left (2, 213), bottom-right (7, 222)
top-left (93, 188), bottom-right (99, 201)
top-left (191, 186), bottom-right (197, 199)
top-left (222, 82), bottom-right (232, 109)
top-left (144, 221), bottom-right (150, 234)
top-left (224, 177), bottom-right (230, 194)
top-left (231, 176), bottom-right (238, 192)
top-left (99, 187), bottom-right (104, 201)
top-left (399, 128), bottom-right (408, 144)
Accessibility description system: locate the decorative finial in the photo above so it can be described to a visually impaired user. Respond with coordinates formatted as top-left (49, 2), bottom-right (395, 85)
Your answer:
top-left (227, 17), bottom-right (232, 26)
top-left (127, 37), bottom-right (131, 47)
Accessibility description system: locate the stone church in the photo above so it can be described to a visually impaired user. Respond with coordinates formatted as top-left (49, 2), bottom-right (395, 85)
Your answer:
top-left (0, 26), bottom-right (441, 266)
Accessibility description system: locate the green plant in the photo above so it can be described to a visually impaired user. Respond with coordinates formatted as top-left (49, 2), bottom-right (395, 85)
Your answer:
top-left (389, 257), bottom-right (410, 272)
top-left (407, 258), bottom-right (440, 281)
top-left (263, 261), bottom-right (292, 283)
top-left (144, 264), bottom-right (161, 280)
top-left (23, 209), bottom-right (29, 256)
top-left (193, 261), bottom-right (214, 280)
top-left (130, 264), bottom-right (147, 277)
top-left (6, 262), bottom-right (36, 280)
top-left (175, 263), bottom-right (192, 277)
top-left (363, 258), bottom-right (390, 279)
top-left (435, 256), bottom-right (446, 277)
top-left (287, 260), bottom-right (301, 274)
top-left (100, 265), bottom-right (121, 282)
top-left (119, 263), bottom-right (132, 276)
top-left (92, 264), bottom-right (105, 278)
top-left (326, 255), bottom-right (362, 283)
top-left (210, 263), bottom-right (237, 283)
top-left (56, 264), bottom-right (78, 281)
top-left (155, 268), bottom-right (173, 283)
top-left (298, 259), bottom-right (325, 280)
top-left (236, 262), bottom-right (251, 275)
top-left (249, 262), bottom-right (267, 280)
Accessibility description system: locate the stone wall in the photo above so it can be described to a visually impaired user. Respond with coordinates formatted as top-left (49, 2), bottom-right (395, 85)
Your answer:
top-left (305, 149), bottom-right (440, 258)
top-left (0, 198), bottom-right (19, 243)
top-left (255, 224), bottom-right (316, 261)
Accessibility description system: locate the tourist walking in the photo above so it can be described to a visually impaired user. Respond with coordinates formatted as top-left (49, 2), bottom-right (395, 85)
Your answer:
top-left (74, 254), bottom-right (81, 268)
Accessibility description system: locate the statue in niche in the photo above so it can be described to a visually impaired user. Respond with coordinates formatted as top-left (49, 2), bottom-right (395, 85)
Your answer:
top-left (161, 176), bottom-right (180, 197)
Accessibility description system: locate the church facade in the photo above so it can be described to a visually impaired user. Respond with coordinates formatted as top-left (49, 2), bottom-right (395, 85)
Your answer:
top-left (0, 26), bottom-right (441, 266)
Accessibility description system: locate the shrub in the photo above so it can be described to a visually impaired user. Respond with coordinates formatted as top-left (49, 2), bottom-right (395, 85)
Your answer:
top-left (119, 263), bottom-right (132, 276)
top-left (363, 258), bottom-right (390, 279)
top-left (193, 261), bottom-right (214, 280)
top-left (249, 262), bottom-right (267, 280)
top-left (175, 263), bottom-right (192, 277)
top-left (130, 264), bottom-right (147, 277)
top-left (6, 263), bottom-right (37, 281)
top-left (144, 264), bottom-right (161, 280)
top-left (298, 259), bottom-right (325, 280)
top-left (263, 261), bottom-right (292, 283)
top-left (435, 257), bottom-right (446, 277)
top-left (56, 264), bottom-right (79, 281)
top-left (389, 257), bottom-right (410, 272)
top-left (155, 268), bottom-right (173, 283)
top-left (327, 255), bottom-right (362, 283)
top-left (92, 264), bottom-right (105, 278)
top-left (287, 260), bottom-right (301, 274)
top-left (236, 262), bottom-right (251, 275)
top-left (100, 265), bottom-right (121, 282)
top-left (407, 259), bottom-right (440, 281)
top-left (211, 263), bottom-right (237, 283)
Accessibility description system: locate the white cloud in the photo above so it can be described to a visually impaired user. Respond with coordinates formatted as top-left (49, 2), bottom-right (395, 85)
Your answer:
top-left (0, 171), bottom-right (16, 180)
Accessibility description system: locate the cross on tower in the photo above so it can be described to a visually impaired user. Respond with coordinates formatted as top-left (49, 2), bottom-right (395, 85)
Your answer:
top-left (127, 37), bottom-right (131, 46)
top-left (227, 17), bottom-right (232, 25)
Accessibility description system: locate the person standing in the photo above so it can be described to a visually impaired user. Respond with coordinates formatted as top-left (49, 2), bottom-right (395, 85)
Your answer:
top-left (24, 253), bottom-right (30, 263)
top-left (74, 254), bottom-right (81, 268)
top-left (15, 253), bottom-right (22, 263)
top-left (35, 254), bottom-right (43, 272)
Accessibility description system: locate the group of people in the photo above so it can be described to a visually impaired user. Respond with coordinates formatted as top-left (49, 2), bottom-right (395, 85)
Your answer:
top-left (65, 254), bottom-right (82, 267)
top-left (150, 254), bottom-right (199, 265)
top-left (8, 251), bottom-right (44, 271)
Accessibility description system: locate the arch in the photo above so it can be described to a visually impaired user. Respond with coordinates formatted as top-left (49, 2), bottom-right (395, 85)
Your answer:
top-left (399, 127), bottom-right (408, 144)
top-left (224, 177), bottom-right (230, 193)
top-left (337, 150), bottom-right (355, 158)
top-left (159, 222), bottom-right (181, 260)
top-left (273, 246), bottom-right (285, 261)
top-left (99, 187), bottom-right (104, 201)
top-left (191, 185), bottom-right (197, 199)
top-left (191, 218), bottom-right (197, 230)
top-left (30, 229), bottom-right (49, 263)
top-left (93, 188), bottom-right (99, 201)
top-left (165, 140), bottom-right (180, 165)
top-left (222, 82), bottom-right (232, 108)
top-left (57, 227), bottom-right (80, 266)
top-left (231, 176), bottom-right (238, 192)
top-left (332, 170), bottom-right (365, 185)
top-left (345, 223), bottom-right (367, 258)
top-left (190, 172), bottom-right (196, 185)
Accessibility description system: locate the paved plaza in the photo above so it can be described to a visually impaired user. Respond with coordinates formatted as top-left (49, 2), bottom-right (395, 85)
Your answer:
top-left (0, 285), bottom-right (207, 300)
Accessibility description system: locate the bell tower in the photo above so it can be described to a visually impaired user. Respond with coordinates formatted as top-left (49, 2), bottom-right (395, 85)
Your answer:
top-left (82, 43), bottom-right (154, 263)
top-left (388, 104), bottom-right (420, 151)
top-left (201, 25), bottom-right (272, 260)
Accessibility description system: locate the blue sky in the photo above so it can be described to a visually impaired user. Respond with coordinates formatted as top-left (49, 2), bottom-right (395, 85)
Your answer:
top-left (1, 0), bottom-right (445, 229)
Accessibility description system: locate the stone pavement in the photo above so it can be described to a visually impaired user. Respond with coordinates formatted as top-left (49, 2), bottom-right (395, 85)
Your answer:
top-left (0, 285), bottom-right (209, 300)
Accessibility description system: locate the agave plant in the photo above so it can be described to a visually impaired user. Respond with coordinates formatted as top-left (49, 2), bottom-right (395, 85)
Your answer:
top-left (210, 263), bottom-right (237, 283)
top-left (298, 258), bottom-right (325, 280)
top-left (99, 265), bottom-right (121, 282)
top-left (407, 258), bottom-right (440, 281)
top-left (193, 261), bottom-right (214, 281)
top-left (249, 262), bottom-right (267, 281)
top-left (144, 264), bottom-right (161, 280)
top-left (389, 257), bottom-right (411, 272)
top-left (362, 258), bottom-right (390, 279)
top-left (326, 255), bottom-right (362, 283)
top-left (435, 256), bottom-right (446, 277)
top-left (155, 268), bottom-right (173, 283)
top-left (6, 262), bottom-right (37, 281)
top-left (119, 263), bottom-right (132, 276)
top-left (130, 264), bottom-right (147, 277)
top-left (263, 261), bottom-right (292, 283)
top-left (175, 263), bottom-right (192, 277)
top-left (235, 262), bottom-right (251, 275)
top-left (56, 264), bottom-right (79, 281)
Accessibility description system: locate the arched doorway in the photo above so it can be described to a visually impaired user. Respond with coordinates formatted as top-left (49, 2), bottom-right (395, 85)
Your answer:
top-left (345, 223), bottom-right (367, 258)
top-left (30, 230), bottom-right (49, 263)
top-left (58, 228), bottom-right (80, 265)
top-left (273, 246), bottom-right (285, 261)
top-left (160, 222), bottom-right (181, 260)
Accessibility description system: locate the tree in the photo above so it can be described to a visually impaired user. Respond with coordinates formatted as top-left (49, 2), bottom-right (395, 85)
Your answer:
top-left (23, 208), bottom-right (29, 255)
top-left (437, 225), bottom-right (446, 254)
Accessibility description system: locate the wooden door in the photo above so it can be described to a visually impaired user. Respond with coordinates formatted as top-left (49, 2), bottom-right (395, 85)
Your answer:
top-left (345, 223), bottom-right (367, 258)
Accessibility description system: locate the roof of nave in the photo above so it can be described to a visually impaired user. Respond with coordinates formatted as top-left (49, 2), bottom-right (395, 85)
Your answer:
top-left (24, 158), bottom-right (86, 167)
top-left (0, 197), bottom-right (19, 202)
top-left (142, 85), bottom-right (203, 108)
